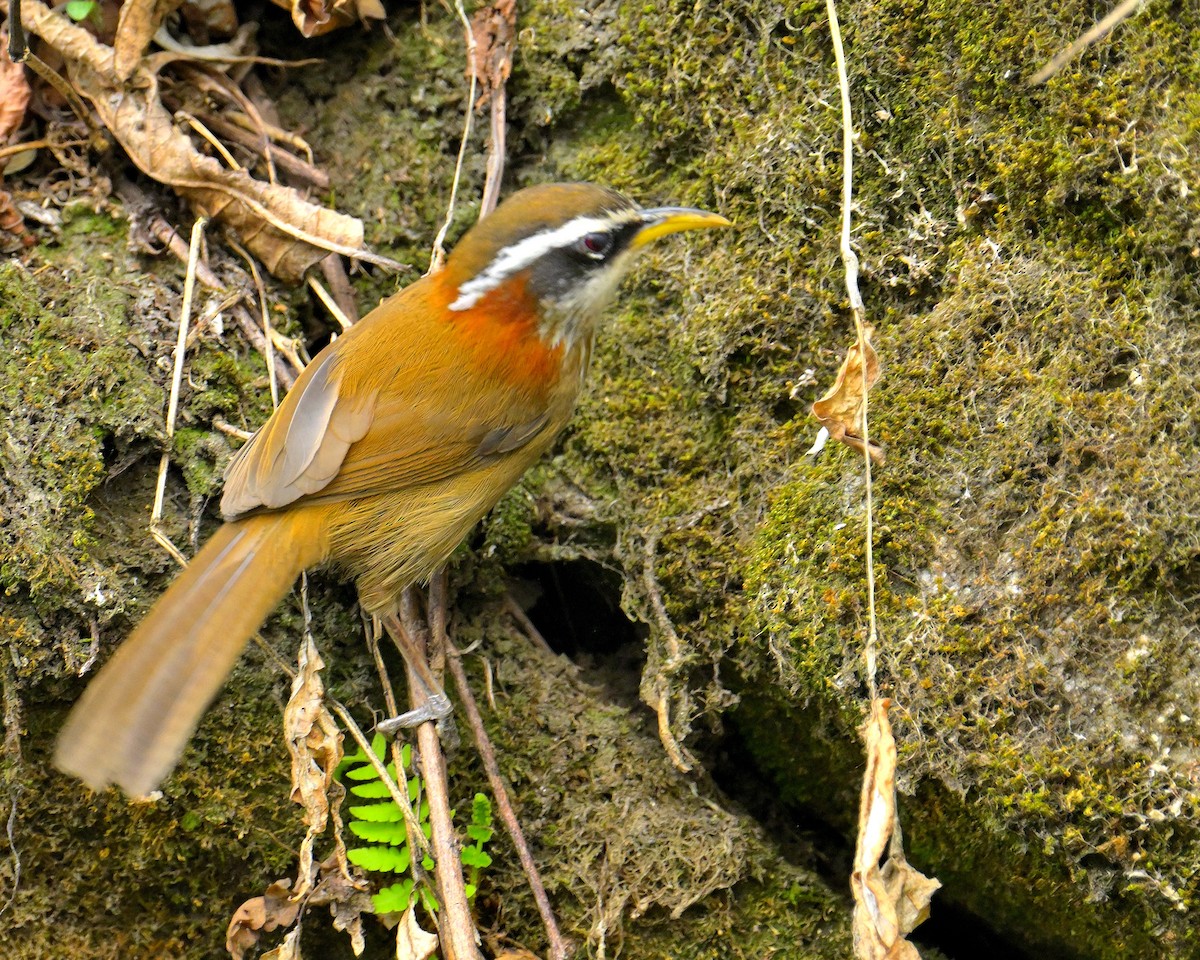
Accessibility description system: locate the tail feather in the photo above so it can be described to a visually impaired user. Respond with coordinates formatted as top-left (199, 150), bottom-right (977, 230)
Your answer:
top-left (55, 512), bottom-right (320, 796)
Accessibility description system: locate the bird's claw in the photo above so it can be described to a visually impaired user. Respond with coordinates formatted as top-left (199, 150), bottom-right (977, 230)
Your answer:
top-left (378, 694), bottom-right (458, 747)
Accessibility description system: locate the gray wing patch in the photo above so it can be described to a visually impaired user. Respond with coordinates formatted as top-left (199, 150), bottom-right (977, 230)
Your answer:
top-left (220, 349), bottom-right (374, 517)
top-left (473, 412), bottom-right (551, 458)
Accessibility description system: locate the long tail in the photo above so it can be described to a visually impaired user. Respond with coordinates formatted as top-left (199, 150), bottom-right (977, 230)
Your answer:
top-left (55, 511), bottom-right (323, 796)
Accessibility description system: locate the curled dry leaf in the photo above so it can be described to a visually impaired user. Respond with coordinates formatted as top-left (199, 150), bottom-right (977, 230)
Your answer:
top-left (470, 0), bottom-right (516, 106)
top-left (811, 324), bottom-right (885, 463)
top-left (112, 0), bottom-right (183, 81)
top-left (267, 0), bottom-right (384, 38)
top-left (284, 634), bottom-right (346, 900)
top-left (0, 35), bottom-right (32, 147)
top-left (396, 904), bottom-right (440, 960)
top-left (15, 0), bottom-right (386, 280)
top-left (261, 925), bottom-right (304, 960)
top-left (851, 700), bottom-right (940, 960)
top-left (308, 856), bottom-right (374, 956)
top-left (226, 879), bottom-right (301, 960)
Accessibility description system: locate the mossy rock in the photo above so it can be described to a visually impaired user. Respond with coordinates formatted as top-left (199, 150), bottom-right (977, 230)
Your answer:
top-left (8, 0), bottom-right (1200, 957)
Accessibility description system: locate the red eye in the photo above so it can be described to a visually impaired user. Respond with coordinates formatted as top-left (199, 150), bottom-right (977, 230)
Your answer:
top-left (580, 232), bottom-right (612, 256)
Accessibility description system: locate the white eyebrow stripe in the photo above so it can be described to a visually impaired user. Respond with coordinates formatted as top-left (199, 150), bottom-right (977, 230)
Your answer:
top-left (448, 211), bottom-right (641, 311)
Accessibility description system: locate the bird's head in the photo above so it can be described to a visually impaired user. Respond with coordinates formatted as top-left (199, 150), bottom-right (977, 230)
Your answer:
top-left (442, 183), bottom-right (729, 349)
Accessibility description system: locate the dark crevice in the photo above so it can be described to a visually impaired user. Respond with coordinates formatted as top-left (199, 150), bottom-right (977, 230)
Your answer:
top-left (511, 559), bottom-right (649, 715)
top-left (511, 558), bottom-right (1036, 960)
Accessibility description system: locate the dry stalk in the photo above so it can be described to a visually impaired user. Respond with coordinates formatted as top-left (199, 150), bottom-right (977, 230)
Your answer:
top-left (1029, 0), bottom-right (1145, 85)
top-left (149, 216), bottom-right (207, 568)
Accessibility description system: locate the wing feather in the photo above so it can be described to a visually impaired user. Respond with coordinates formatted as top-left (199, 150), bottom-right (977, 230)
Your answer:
top-left (220, 301), bottom-right (556, 518)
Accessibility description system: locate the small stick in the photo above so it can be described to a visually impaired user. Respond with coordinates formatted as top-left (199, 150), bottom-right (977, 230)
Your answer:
top-left (446, 643), bottom-right (570, 960)
top-left (307, 275), bottom-right (352, 331)
top-left (429, 0), bottom-right (479, 273)
top-left (227, 238), bottom-right (283, 409)
top-left (1029, 0), bottom-right (1144, 85)
top-left (826, 0), bottom-right (879, 698)
top-left (149, 216), bottom-right (208, 568)
top-left (388, 593), bottom-right (481, 960)
top-left (319, 254), bottom-right (360, 325)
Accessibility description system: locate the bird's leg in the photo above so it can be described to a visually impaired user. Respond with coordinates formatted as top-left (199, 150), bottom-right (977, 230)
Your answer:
top-left (377, 612), bottom-right (454, 736)
top-left (378, 579), bottom-right (458, 740)
top-left (381, 576), bottom-right (481, 960)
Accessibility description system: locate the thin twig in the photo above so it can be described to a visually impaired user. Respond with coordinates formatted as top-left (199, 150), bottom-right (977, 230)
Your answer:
top-left (307, 275), bottom-right (353, 331)
top-left (228, 240), bottom-right (281, 409)
top-left (1029, 0), bottom-right (1145, 85)
top-left (150, 216), bottom-right (208, 568)
top-left (319, 254), bottom-right (360, 325)
top-left (826, 0), bottom-right (878, 699)
top-left (447, 645), bottom-right (570, 960)
top-left (364, 614), bottom-right (434, 893)
top-left (390, 593), bottom-right (481, 960)
top-left (429, 0), bottom-right (479, 273)
top-left (329, 698), bottom-right (433, 864)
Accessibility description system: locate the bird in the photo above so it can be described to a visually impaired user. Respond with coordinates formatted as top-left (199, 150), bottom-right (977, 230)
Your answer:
top-left (54, 182), bottom-right (729, 796)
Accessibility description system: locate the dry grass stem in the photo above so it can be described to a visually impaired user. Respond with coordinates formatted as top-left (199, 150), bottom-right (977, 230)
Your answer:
top-left (1029, 0), bottom-right (1145, 85)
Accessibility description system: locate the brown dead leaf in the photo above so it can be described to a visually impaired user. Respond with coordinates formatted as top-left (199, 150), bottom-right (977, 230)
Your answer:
top-left (812, 324), bottom-right (885, 463)
top-left (267, 0), bottom-right (384, 38)
top-left (112, 0), bottom-right (184, 81)
top-left (180, 0), bottom-right (240, 43)
top-left (261, 926), bottom-right (304, 960)
top-left (470, 0), bottom-right (516, 106)
top-left (0, 35), bottom-right (31, 146)
top-left (851, 700), bottom-right (940, 960)
top-left (0, 189), bottom-right (34, 251)
top-left (284, 634), bottom-right (346, 900)
top-left (308, 856), bottom-right (374, 956)
top-left (395, 905), bottom-right (439, 960)
top-left (226, 879), bottom-right (301, 960)
top-left (16, 0), bottom-right (391, 280)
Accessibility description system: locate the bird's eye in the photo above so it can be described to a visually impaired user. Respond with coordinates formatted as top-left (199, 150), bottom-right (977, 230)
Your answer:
top-left (578, 232), bottom-right (613, 258)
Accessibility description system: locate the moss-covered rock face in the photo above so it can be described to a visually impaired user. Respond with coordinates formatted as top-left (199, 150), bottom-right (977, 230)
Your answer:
top-left (10, 0), bottom-right (1200, 956)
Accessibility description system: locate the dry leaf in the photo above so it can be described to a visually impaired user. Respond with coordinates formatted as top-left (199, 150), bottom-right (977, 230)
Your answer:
top-left (395, 905), bottom-right (439, 960)
top-left (284, 634), bottom-right (345, 900)
top-left (811, 324), bottom-right (885, 463)
top-left (261, 926), bottom-right (304, 960)
top-left (0, 36), bottom-right (31, 146)
top-left (307, 856), bottom-right (373, 956)
top-left (850, 700), bottom-right (940, 960)
top-left (0, 189), bottom-right (34, 251)
top-left (112, 0), bottom-right (183, 81)
top-left (268, 0), bottom-right (384, 38)
top-left (15, 0), bottom-right (388, 280)
top-left (226, 879), bottom-right (301, 960)
top-left (470, 0), bottom-right (516, 106)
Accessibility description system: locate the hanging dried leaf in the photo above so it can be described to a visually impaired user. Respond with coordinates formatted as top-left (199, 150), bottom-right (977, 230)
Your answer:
top-left (226, 880), bottom-right (302, 960)
top-left (395, 905), bottom-right (440, 960)
top-left (470, 0), bottom-right (516, 106)
top-left (0, 35), bottom-right (31, 146)
top-left (284, 634), bottom-right (346, 900)
top-left (850, 700), bottom-right (940, 960)
top-left (308, 856), bottom-right (374, 957)
top-left (267, 0), bottom-right (384, 38)
top-left (811, 324), bottom-right (885, 463)
top-left (261, 926), bottom-right (304, 960)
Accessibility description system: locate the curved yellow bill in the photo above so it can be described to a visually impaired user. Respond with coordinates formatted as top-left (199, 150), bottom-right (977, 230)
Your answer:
top-left (632, 206), bottom-right (732, 249)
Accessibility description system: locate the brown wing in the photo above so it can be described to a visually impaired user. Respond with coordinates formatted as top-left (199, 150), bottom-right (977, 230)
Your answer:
top-left (220, 287), bottom-right (556, 518)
